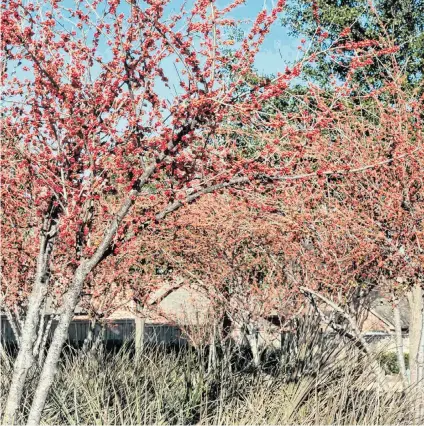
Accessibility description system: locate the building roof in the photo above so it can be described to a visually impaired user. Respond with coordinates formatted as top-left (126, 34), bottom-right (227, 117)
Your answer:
top-left (3, 285), bottom-right (411, 333)
top-left (367, 294), bottom-right (410, 331)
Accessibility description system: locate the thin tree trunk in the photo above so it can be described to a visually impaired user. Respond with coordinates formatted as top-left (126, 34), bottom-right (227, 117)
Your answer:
top-left (393, 298), bottom-right (408, 387)
top-left (14, 307), bottom-right (24, 333)
top-left (419, 307), bottom-right (424, 383)
top-left (417, 307), bottom-right (424, 421)
top-left (408, 282), bottom-right (423, 386)
top-left (89, 323), bottom-right (105, 356)
top-left (245, 323), bottom-right (260, 367)
top-left (26, 264), bottom-right (89, 425)
top-left (207, 322), bottom-right (218, 373)
top-left (82, 318), bottom-right (96, 353)
top-left (135, 317), bottom-right (145, 357)
top-left (1, 342), bottom-right (12, 369)
top-left (4, 306), bottom-right (21, 348)
top-left (3, 209), bottom-right (58, 425)
top-left (410, 285), bottom-right (424, 423)
top-left (207, 339), bottom-right (215, 373)
top-left (4, 278), bottom-right (44, 425)
top-left (38, 315), bottom-right (54, 368)
top-left (33, 301), bottom-right (46, 358)
top-left (221, 313), bottom-right (233, 374)
top-left (415, 310), bottom-right (424, 424)
top-left (1, 281), bottom-right (21, 346)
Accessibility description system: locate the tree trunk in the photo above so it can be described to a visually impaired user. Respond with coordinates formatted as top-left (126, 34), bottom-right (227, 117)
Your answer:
top-left (207, 322), bottom-right (218, 373)
top-left (245, 323), bottom-right (260, 367)
top-left (4, 306), bottom-right (21, 348)
top-left (408, 282), bottom-right (424, 423)
top-left (419, 308), bottom-right (424, 384)
top-left (393, 298), bottom-right (408, 386)
top-left (417, 308), bottom-right (424, 421)
top-left (1, 281), bottom-right (22, 347)
top-left (38, 315), bottom-right (54, 368)
top-left (221, 313), bottom-right (233, 374)
top-left (3, 280), bottom-right (44, 425)
top-left (33, 302), bottom-right (46, 359)
top-left (135, 317), bottom-right (145, 357)
top-left (26, 264), bottom-right (89, 425)
top-left (408, 282), bottom-right (423, 386)
top-left (3, 211), bottom-right (57, 425)
top-left (82, 318), bottom-right (96, 353)
top-left (1, 342), bottom-right (12, 370)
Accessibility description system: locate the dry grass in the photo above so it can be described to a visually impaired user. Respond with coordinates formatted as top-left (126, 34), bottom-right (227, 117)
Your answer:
top-left (1, 336), bottom-right (421, 425)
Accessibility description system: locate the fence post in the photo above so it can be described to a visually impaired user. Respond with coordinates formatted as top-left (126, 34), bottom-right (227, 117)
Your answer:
top-left (135, 314), bottom-right (145, 356)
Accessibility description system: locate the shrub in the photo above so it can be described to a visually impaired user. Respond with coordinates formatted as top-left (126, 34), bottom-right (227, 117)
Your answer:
top-left (378, 351), bottom-right (410, 375)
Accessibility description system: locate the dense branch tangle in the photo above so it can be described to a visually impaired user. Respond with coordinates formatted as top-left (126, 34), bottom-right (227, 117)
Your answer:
top-left (1, 0), bottom-right (423, 424)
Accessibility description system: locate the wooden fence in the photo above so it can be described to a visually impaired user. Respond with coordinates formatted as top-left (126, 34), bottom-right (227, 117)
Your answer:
top-left (1, 315), bottom-right (397, 350)
top-left (0, 316), bottom-right (186, 346)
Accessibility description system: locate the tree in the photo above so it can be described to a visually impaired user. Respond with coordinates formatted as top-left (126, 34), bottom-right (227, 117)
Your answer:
top-left (268, 75), bottom-right (424, 387)
top-left (151, 63), bottom-right (424, 383)
top-left (150, 193), bottom-right (301, 365)
top-left (281, 0), bottom-right (424, 90)
top-left (1, 0), bottom-right (419, 422)
top-left (0, 0), bottom-right (318, 422)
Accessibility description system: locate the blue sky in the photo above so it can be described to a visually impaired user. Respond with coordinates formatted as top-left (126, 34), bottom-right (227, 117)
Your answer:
top-left (164, 0), bottom-right (302, 76)
top-left (58, 0), bottom-right (301, 77)
top-left (104, 0), bottom-right (302, 100)
top-left (220, 1), bottom-right (301, 75)
top-left (152, 0), bottom-right (302, 98)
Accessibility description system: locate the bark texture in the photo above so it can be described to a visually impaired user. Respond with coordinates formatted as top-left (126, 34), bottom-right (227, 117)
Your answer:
top-left (82, 318), bottom-right (96, 353)
top-left (3, 211), bottom-right (58, 425)
top-left (408, 283), bottom-right (423, 386)
top-left (38, 315), bottom-right (55, 368)
top-left (26, 264), bottom-right (89, 425)
top-left (26, 187), bottom-right (139, 424)
top-left (32, 302), bottom-right (46, 359)
top-left (393, 299), bottom-right (408, 386)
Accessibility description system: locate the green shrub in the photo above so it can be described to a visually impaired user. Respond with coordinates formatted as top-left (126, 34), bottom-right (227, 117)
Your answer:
top-left (378, 351), bottom-right (409, 374)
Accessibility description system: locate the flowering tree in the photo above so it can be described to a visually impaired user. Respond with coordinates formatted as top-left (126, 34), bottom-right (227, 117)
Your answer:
top-left (0, 0), bottom-right (310, 421)
top-left (150, 194), bottom-right (301, 365)
top-left (291, 82), bottom-right (424, 387)
top-left (1, 0), bottom-right (420, 422)
top-left (148, 63), bottom-right (424, 379)
top-left (265, 72), bottom-right (424, 385)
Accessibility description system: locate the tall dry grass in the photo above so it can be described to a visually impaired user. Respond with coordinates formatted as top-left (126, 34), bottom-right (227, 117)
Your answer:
top-left (1, 334), bottom-right (420, 425)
